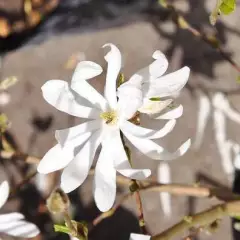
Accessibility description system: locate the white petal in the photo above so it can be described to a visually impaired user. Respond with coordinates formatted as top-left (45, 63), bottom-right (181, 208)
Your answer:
top-left (117, 85), bottom-right (143, 120)
top-left (139, 98), bottom-right (173, 115)
top-left (154, 105), bottom-right (183, 120)
top-left (0, 220), bottom-right (40, 238)
top-left (129, 233), bottom-right (151, 240)
top-left (38, 130), bottom-right (92, 174)
top-left (143, 67), bottom-right (190, 98)
top-left (127, 50), bottom-right (168, 87)
top-left (71, 61), bottom-right (108, 110)
top-left (38, 144), bottom-right (74, 174)
top-left (124, 132), bottom-right (191, 161)
top-left (157, 163), bottom-right (171, 217)
top-left (0, 213), bottom-right (24, 223)
top-left (38, 140), bottom-right (82, 174)
top-left (55, 120), bottom-right (102, 146)
top-left (42, 80), bottom-right (100, 118)
top-left (151, 50), bottom-right (169, 77)
top-left (103, 44), bottom-right (121, 109)
top-left (61, 130), bottom-right (102, 193)
top-left (118, 168), bottom-right (151, 180)
top-left (35, 173), bottom-right (48, 194)
top-left (0, 181), bottom-right (9, 209)
top-left (194, 92), bottom-right (211, 149)
top-left (0, 92), bottom-right (11, 106)
top-left (71, 237), bottom-right (79, 240)
top-left (109, 131), bottom-right (151, 180)
top-left (71, 61), bottom-right (103, 81)
top-left (121, 119), bottom-right (176, 140)
top-left (94, 144), bottom-right (116, 212)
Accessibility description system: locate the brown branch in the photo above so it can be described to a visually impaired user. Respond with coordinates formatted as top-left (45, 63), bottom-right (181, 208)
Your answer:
top-left (7, 153), bottom-right (238, 202)
top-left (157, 1), bottom-right (240, 73)
top-left (10, 170), bottom-right (38, 197)
top-left (1, 150), bottom-right (40, 164)
top-left (152, 200), bottom-right (240, 240)
top-left (91, 181), bottom-right (239, 228)
top-left (132, 180), bottom-right (148, 234)
top-left (139, 183), bottom-right (238, 201)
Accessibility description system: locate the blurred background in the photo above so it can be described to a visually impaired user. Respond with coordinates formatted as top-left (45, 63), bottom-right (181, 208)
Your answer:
top-left (1, 0), bottom-right (240, 239)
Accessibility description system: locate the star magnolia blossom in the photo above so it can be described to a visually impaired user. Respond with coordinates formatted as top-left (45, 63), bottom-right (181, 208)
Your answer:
top-left (0, 181), bottom-right (40, 238)
top-left (38, 44), bottom-right (191, 212)
top-left (117, 50), bottom-right (190, 119)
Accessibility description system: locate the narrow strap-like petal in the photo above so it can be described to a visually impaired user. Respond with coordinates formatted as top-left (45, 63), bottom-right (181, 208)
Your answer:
top-left (123, 131), bottom-right (191, 161)
top-left (143, 67), bottom-right (190, 98)
top-left (0, 219), bottom-right (40, 238)
top-left (37, 144), bottom-right (75, 174)
top-left (126, 50), bottom-right (168, 87)
top-left (138, 98), bottom-right (173, 115)
top-left (61, 130), bottom-right (102, 193)
top-left (93, 143), bottom-right (116, 212)
top-left (121, 119), bottom-right (176, 140)
top-left (117, 85), bottom-right (143, 120)
top-left (154, 105), bottom-right (183, 120)
top-left (42, 80), bottom-right (100, 118)
top-left (103, 44), bottom-right (121, 109)
top-left (129, 233), bottom-right (151, 240)
top-left (108, 131), bottom-right (151, 180)
top-left (71, 61), bottom-right (108, 111)
top-left (38, 132), bottom-right (91, 174)
top-left (55, 119), bottom-right (102, 146)
top-left (0, 213), bottom-right (24, 223)
top-left (72, 61), bottom-right (103, 81)
top-left (0, 181), bottom-right (9, 209)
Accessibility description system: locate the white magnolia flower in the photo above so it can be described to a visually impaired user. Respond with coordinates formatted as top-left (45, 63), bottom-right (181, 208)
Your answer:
top-left (117, 50), bottom-right (190, 119)
top-left (38, 44), bottom-right (190, 212)
top-left (0, 181), bottom-right (40, 238)
top-left (129, 233), bottom-right (151, 240)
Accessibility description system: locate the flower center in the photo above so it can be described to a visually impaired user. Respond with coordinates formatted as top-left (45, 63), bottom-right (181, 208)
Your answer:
top-left (100, 110), bottom-right (118, 125)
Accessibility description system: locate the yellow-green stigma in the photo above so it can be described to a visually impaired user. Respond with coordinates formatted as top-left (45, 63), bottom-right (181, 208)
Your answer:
top-left (100, 110), bottom-right (118, 125)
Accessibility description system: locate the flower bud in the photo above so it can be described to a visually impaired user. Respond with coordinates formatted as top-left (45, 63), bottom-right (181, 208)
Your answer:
top-left (47, 188), bottom-right (69, 214)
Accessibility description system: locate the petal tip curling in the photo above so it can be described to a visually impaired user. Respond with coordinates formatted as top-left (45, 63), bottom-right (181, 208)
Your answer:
top-left (0, 181), bottom-right (9, 208)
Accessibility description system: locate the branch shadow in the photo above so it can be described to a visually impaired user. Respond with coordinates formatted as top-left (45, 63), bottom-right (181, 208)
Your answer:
top-left (146, 0), bottom-right (240, 93)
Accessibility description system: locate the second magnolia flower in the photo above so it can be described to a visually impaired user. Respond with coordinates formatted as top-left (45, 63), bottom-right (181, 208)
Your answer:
top-left (38, 44), bottom-right (191, 212)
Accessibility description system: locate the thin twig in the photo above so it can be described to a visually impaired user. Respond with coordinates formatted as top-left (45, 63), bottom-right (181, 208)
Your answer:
top-left (8, 155), bottom-right (239, 201)
top-left (10, 170), bottom-right (38, 197)
top-left (132, 180), bottom-right (148, 234)
top-left (156, 1), bottom-right (240, 73)
top-left (91, 181), bottom-right (239, 227)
